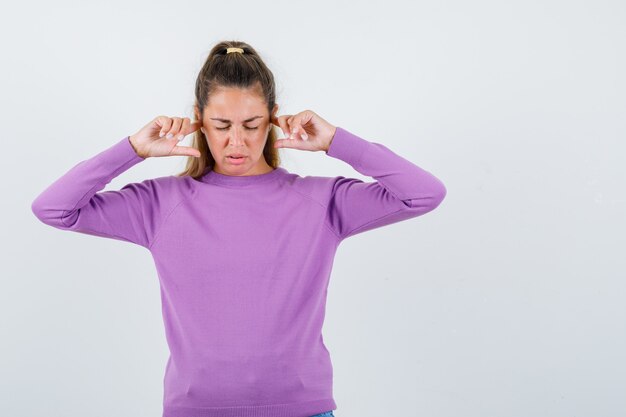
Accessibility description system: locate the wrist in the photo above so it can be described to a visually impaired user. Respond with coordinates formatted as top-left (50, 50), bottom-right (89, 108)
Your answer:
top-left (128, 135), bottom-right (145, 158)
top-left (324, 126), bottom-right (337, 153)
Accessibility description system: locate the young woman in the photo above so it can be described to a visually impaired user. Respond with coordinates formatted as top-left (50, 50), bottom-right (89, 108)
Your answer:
top-left (31, 41), bottom-right (447, 417)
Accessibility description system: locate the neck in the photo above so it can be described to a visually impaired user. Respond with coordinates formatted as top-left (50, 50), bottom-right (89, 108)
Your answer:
top-left (199, 166), bottom-right (287, 187)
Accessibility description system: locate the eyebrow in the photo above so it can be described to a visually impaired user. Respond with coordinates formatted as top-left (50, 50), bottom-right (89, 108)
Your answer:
top-left (209, 116), bottom-right (263, 123)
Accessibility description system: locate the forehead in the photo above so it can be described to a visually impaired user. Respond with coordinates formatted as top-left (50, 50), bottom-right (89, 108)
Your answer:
top-left (206, 87), bottom-right (266, 122)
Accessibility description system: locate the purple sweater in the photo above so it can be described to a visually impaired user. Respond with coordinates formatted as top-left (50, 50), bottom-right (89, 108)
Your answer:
top-left (31, 126), bottom-right (446, 417)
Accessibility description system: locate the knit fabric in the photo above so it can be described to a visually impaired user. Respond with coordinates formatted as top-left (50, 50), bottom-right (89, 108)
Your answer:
top-left (31, 126), bottom-right (447, 417)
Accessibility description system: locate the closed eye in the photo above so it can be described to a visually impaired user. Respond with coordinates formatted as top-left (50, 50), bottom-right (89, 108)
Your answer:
top-left (216, 126), bottom-right (259, 131)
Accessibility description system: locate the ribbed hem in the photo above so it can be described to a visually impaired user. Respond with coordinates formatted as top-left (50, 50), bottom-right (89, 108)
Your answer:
top-left (163, 398), bottom-right (336, 417)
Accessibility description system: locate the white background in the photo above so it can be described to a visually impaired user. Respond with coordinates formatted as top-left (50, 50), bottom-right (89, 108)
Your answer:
top-left (2, 1), bottom-right (625, 416)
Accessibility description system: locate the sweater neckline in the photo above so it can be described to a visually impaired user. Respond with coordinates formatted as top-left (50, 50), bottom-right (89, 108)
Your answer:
top-left (200, 166), bottom-right (288, 186)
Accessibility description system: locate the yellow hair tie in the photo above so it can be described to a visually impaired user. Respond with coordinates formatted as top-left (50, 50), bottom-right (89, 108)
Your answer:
top-left (226, 47), bottom-right (244, 54)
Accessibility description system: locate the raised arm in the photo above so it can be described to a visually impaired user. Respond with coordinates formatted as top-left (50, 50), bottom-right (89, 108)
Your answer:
top-left (324, 126), bottom-right (447, 240)
top-left (31, 136), bottom-right (163, 249)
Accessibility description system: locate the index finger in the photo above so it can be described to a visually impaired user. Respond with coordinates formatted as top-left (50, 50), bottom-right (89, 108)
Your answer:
top-left (181, 119), bottom-right (202, 137)
top-left (189, 119), bottom-right (202, 131)
top-left (175, 118), bottom-right (202, 141)
top-left (274, 114), bottom-right (292, 137)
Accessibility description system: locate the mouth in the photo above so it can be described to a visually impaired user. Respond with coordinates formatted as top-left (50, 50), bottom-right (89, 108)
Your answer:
top-left (227, 155), bottom-right (247, 164)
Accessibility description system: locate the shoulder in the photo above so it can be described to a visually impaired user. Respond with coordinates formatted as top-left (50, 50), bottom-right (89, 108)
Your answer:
top-left (127, 174), bottom-right (195, 209)
top-left (284, 171), bottom-right (352, 207)
top-left (143, 174), bottom-right (195, 190)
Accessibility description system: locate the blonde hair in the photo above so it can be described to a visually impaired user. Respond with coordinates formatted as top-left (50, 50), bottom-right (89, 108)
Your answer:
top-left (176, 40), bottom-right (281, 179)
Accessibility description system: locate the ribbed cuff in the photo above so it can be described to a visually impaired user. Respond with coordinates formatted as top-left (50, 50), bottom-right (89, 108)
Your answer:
top-left (94, 135), bottom-right (146, 174)
top-left (325, 126), bottom-right (368, 169)
top-left (122, 135), bottom-right (146, 161)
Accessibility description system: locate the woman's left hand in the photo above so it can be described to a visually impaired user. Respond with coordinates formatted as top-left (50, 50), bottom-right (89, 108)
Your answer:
top-left (271, 110), bottom-right (336, 153)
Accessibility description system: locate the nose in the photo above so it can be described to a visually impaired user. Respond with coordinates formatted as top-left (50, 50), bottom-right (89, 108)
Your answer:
top-left (228, 126), bottom-right (246, 147)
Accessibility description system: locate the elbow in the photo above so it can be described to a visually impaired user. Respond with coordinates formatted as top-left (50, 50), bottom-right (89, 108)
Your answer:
top-left (427, 183), bottom-right (446, 210)
top-left (31, 196), bottom-right (46, 222)
top-left (434, 183), bottom-right (447, 206)
top-left (31, 196), bottom-right (68, 227)
top-left (401, 182), bottom-right (446, 212)
top-left (425, 177), bottom-right (447, 209)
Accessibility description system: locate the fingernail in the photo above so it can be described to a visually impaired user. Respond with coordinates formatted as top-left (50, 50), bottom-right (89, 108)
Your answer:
top-left (177, 134), bottom-right (184, 141)
top-left (159, 132), bottom-right (165, 138)
top-left (166, 133), bottom-right (173, 139)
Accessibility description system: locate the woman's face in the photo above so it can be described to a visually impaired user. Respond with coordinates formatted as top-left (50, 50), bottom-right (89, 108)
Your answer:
top-left (198, 86), bottom-right (278, 176)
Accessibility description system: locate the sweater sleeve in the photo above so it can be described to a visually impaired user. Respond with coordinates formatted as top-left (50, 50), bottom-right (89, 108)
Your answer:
top-left (324, 126), bottom-right (447, 240)
top-left (31, 136), bottom-right (161, 249)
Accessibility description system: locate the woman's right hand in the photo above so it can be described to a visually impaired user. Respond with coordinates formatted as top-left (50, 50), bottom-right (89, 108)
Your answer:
top-left (129, 116), bottom-right (202, 159)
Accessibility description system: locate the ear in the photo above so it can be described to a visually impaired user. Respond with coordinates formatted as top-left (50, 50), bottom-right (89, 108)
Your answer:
top-left (194, 104), bottom-right (201, 122)
top-left (270, 104), bottom-right (279, 124)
